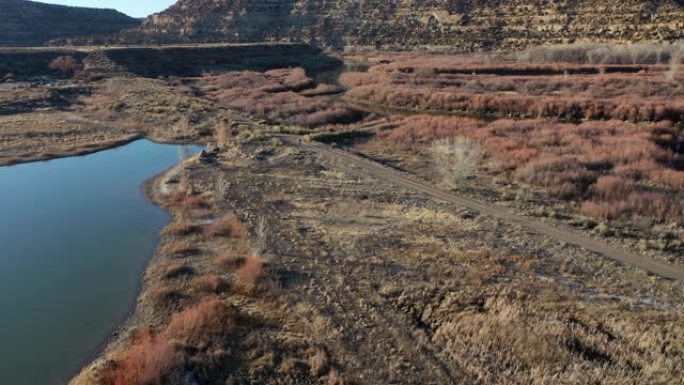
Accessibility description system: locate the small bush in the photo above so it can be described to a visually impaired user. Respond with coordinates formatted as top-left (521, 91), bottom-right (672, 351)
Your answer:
top-left (235, 255), bottom-right (265, 293)
top-left (204, 214), bottom-right (245, 238)
top-left (164, 297), bottom-right (234, 341)
top-left (214, 252), bottom-right (245, 270)
top-left (162, 263), bottom-right (195, 280)
top-left (164, 214), bottom-right (196, 236)
top-left (101, 330), bottom-right (177, 385)
top-left (49, 55), bottom-right (82, 73)
top-left (189, 275), bottom-right (229, 294)
top-left (591, 176), bottom-right (634, 201)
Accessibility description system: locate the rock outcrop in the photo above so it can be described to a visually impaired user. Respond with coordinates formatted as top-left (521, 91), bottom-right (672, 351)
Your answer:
top-left (70, 0), bottom-right (684, 50)
top-left (0, 0), bottom-right (140, 46)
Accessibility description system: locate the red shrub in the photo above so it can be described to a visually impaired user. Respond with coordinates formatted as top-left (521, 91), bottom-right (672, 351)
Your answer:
top-left (591, 176), bottom-right (634, 201)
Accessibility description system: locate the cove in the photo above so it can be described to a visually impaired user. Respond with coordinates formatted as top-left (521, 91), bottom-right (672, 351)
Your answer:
top-left (0, 140), bottom-right (202, 385)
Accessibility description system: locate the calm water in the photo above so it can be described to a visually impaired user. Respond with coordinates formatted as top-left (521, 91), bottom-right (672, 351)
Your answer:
top-left (0, 140), bottom-right (201, 385)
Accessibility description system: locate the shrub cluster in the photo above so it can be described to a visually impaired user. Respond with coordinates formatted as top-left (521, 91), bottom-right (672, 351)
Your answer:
top-left (382, 116), bottom-right (684, 223)
top-left (199, 68), bottom-right (366, 128)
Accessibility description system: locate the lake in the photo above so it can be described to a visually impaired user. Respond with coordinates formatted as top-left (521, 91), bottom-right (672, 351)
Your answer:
top-left (0, 140), bottom-right (201, 385)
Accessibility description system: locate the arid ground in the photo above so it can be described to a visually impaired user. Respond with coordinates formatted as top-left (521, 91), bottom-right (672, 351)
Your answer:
top-left (1, 44), bottom-right (683, 385)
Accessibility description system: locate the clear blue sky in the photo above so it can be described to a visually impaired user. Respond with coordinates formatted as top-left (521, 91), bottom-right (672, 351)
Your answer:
top-left (39, 0), bottom-right (177, 18)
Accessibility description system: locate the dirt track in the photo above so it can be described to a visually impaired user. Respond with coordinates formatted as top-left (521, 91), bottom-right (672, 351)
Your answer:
top-left (276, 134), bottom-right (684, 283)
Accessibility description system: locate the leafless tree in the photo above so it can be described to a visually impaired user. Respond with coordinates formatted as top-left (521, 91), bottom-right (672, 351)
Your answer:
top-left (666, 44), bottom-right (683, 83)
top-left (254, 216), bottom-right (269, 255)
top-left (431, 137), bottom-right (483, 188)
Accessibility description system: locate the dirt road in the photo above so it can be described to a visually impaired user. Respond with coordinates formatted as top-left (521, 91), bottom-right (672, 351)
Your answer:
top-left (276, 134), bottom-right (684, 283)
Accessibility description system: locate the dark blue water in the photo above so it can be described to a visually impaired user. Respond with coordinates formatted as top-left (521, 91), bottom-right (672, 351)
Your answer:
top-left (0, 140), bottom-right (201, 385)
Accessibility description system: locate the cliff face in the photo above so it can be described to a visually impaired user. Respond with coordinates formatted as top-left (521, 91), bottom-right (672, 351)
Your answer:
top-left (104, 0), bottom-right (684, 49)
top-left (0, 0), bottom-right (140, 46)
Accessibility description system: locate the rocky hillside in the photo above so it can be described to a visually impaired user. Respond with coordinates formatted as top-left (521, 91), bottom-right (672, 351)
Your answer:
top-left (0, 0), bottom-right (140, 46)
top-left (75, 0), bottom-right (684, 50)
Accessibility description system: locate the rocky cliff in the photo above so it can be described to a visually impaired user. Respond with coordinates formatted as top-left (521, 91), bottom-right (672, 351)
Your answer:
top-left (0, 0), bottom-right (140, 46)
top-left (77, 0), bottom-right (684, 50)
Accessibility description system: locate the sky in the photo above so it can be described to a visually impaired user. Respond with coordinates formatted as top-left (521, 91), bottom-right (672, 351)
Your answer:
top-left (38, 0), bottom-right (177, 18)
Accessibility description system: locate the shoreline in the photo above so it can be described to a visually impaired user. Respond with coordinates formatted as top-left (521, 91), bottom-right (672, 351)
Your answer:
top-left (64, 160), bottom-right (189, 385)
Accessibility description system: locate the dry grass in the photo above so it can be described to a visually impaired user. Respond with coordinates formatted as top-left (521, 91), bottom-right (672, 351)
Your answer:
top-left (163, 214), bottom-right (196, 236)
top-left (214, 251), bottom-right (245, 271)
top-left (162, 263), bottom-right (195, 280)
top-left (189, 274), bottom-right (229, 294)
top-left (164, 297), bottom-right (234, 341)
top-left (204, 214), bottom-right (245, 238)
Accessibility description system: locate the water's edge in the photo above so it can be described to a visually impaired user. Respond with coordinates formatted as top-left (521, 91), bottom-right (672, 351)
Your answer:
top-left (0, 139), bottom-right (202, 385)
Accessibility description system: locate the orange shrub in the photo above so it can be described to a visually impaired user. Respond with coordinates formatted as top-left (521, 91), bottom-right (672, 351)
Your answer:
top-left (204, 214), bottom-right (245, 238)
top-left (235, 255), bottom-right (264, 293)
top-left (164, 297), bottom-right (234, 341)
top-left (101, 330), bottom-right (177, 385)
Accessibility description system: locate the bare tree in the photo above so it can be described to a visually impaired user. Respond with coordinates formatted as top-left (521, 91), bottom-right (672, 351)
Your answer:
top-left (430, 137), bottom-right (483, 188)
top-left (254, 216), bottom-right (269, 255)
top-left (666, 44), bottom-right (683, 84)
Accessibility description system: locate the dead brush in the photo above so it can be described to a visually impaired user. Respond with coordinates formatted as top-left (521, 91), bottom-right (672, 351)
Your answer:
top-left (204, 214), bottom-right (245, 238)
